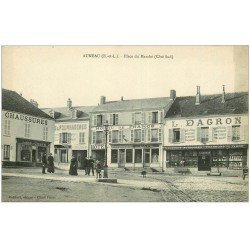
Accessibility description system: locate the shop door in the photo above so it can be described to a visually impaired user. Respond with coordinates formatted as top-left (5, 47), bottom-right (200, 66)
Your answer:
top-left (119, 149), bottom-right (125, 167)
top-left (32, 150), bottom-right (36, 162)
top-left (198, 156), bottom-right (211, 171)
top-left (144, 149), bottom-right (150, 167)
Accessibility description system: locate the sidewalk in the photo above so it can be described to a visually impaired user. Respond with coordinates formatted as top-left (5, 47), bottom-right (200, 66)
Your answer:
top-left (2, 171), bottom-right (166, 191)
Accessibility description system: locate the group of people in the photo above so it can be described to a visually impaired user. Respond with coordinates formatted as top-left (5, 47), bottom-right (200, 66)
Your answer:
top-left (42, 153), bottom-right (106, 178)
top-left (69, 155), bottom-right (106, 178)
top-left (41, 153), bottom-right (55, 174)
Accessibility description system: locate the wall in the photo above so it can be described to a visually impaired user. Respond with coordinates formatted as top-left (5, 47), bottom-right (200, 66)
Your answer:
top-left (164, 114), bottom-right (248, 147)
top-left (1, 110), bottom-right (55, 162)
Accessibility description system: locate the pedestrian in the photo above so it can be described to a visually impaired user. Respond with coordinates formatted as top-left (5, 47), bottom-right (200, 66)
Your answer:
top-left (95, 160), bottom-right (101, 179)
top-left (89, 156), bottom-right (95, 176)
top-left (100, 161), bottom-right (104, 179)
top-left (47, 153), bottom-right (55, 173)
top-left (41, 152), bottom-right (47, 174)
top-left (69, 155), bottom-right (78, 176)
top-left (83, 156), bottom-right (88, 175)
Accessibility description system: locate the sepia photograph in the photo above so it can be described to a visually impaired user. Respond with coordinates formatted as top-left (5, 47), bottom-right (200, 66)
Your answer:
top-left (1, 45), bottom-right (249, 202)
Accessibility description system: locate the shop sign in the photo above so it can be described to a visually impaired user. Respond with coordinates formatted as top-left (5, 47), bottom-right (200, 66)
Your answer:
top-left (164, 144), bottom-right (248, 150)
top-left (130, 124), bottom-right (162, 129)
top-left (56, 123), bottom-right (87, 131)
top-left (171, 116), bottom-right (243, 128)
top-left (91, 144), bottom-right (105, 150)
top-left (4, 111), bottom-right (48, 125)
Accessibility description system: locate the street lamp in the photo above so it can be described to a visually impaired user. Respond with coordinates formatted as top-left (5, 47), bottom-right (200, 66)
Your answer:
top-left (103, 120), bottom-right (109, 178)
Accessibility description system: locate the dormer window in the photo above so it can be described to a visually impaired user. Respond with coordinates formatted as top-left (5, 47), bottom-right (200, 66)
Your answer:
top-left (49, 110), bottom-right (54, 118)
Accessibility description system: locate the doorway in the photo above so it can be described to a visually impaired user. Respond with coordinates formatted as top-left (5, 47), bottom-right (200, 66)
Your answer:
top-left (144, 149), bottom-right (150, 167)
top-left (32, 150), bottom-right (36, 162)
top-left (198, 155), bottom-right (211, 171)
top-left (119, 149), bottom-right (125, 167)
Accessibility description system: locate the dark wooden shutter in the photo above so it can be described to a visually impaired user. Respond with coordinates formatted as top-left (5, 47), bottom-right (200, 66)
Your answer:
top-left (197, 127), bottom-right (201, 142)
top-left (168, 129), bottom-right (173, 143)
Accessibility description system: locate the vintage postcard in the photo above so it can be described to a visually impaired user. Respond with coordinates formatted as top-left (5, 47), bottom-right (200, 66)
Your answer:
top-left (1, 45), bottom-right (249, 202)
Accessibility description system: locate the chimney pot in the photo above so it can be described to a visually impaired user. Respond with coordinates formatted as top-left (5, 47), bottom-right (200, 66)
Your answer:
top-left (170, 90), bottom-right (176, 100)
top-left (100, 96), bottom-right (106, 105)
top-left (121, 96), bottom-right (124, 101)
top-left (222, 85), bottom-right (226, 103)
top-left (195, 86), bottom-right (201, 105)
top-left (67, 98), bottom-right (72, 109)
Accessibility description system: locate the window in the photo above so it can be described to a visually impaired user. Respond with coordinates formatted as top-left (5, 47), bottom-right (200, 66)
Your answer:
top-left (60, 133), bottom-right (71, 143)
top-left (134, 129), bottom-right (141, 142)
top-left (96, 131), bottom-right (103, 144)
top-left (3, 145), bottom-right (10, 160)
top-left (60, 149), bottom-right (68, 163)
top-left (232, 125), bottom-right (240, 141)
top-left (173, 129), bottom-right (180, 142)
top-left (201, 127), bottom-right (209, 142)
top-left (43, 126), bottom-right (48, 141)
top-left (111, 149), bottom-right (118, 163)
top-left (152, 112), bottom-right (158, 123)
top-left (135, 149), bottom-right (142, 163)
top-left (25, 123), bottom-right (30, 138)
top-left (135, 112), bottom-right (142, 124)
top-left (126, 149), bottom-right (133, 163)
top-left (151, 129), bottom-right (158, 142)
top-left (79, 132), bottom-right (85, 144)
top-left (4, 120), bottom-right (10, 136)
top-left (151, 149), bottom-right (159, 163)
top-left (112, 130), bottom-right (119, 143)
top-left (97, 115), bottom-right (103, 126)
top-left (112, 114), bottom-right (118, 125)
top-left (21, 147), bottom-right (31, 161)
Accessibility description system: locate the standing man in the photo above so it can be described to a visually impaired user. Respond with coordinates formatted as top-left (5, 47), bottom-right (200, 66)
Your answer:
top-left (41, 152), bottom-right (47, 174)
top-left (47, 153), bottom-right (55, 173)
top-left (89, 156), bottom-right (95, 176)
top-left (83, 156), bottom-right (88, 175)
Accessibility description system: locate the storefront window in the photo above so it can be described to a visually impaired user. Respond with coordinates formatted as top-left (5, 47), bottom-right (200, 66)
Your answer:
top-left (126, 149), bottom-right (133, 163)
top-left (151, 129), bottom-right (158, 142)
top-left (61, 149), bottom-right (68, 163)
top-left (111, 149), bottom-right (118, 163)
top-left (38, 147), bottom-right (47, 162)
top-left (151, 148), bottom-right (159, 163)
top-left (135, 149), bottom-right (142, 163)
top-left (21, 149), bottom-right (31, 161)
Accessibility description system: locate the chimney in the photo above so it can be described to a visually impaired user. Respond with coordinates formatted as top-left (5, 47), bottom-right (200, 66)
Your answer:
top-left (19, 92), bottom-right (22, 97)
top-left (100, 96), bottom-right (106, 105)
top-left (170, 90), bottom-right (176, 100)
top-left (121, 96), bottom-right (124, 101)
top-left (195, 86), bottom-right (201, 105)
top-left (30, 99), bottom-right (39, 108)
top-left (67, 98), bottom-right (72, 109)
top-left (222, 85), bottom-right (226, 103)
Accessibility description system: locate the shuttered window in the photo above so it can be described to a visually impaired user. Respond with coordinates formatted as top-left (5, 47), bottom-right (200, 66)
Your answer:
top-left (92, 131), bottom-right (96, 144)
top-left (4, 120), bottom-right (10, 136)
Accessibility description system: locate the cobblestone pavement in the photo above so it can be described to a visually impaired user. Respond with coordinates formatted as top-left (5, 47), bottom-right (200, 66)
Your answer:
top-left (1, 167), bottom-right (249, 202)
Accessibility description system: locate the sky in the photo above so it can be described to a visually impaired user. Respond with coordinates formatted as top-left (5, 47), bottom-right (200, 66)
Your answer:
top-left (2, 46), bottom-right (248, 108)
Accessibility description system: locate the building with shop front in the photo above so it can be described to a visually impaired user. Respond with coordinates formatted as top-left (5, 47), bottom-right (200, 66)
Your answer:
top-left (163, 86), bottom-right (248, 171)
top-left (2, 89), bottom-right (55, 166)
top-left (90, 91), bottom-right (176, 170)
top-left (42, 99), bottom-right (95, 168)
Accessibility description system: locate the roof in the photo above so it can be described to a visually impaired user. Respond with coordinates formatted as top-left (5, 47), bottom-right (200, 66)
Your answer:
top-left (2, 88), bottom-right (54, 120)
top-left (92, 97), bottom-right (174, 113)
top-left (165, 92), bottom-right (248, 118)
top-left (42, 106), bottom-right (96, 121)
